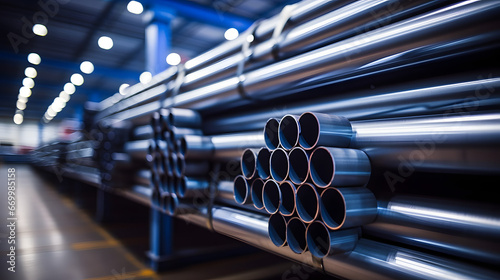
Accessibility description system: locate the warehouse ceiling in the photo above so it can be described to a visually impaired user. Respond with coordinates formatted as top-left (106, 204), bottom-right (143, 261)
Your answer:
top-left (0, 0), bottom-right (296, 122)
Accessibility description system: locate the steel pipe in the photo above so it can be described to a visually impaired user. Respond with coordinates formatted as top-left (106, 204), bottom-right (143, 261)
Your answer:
top-left (278, 115), bottom-right (300, 150)
top-left (132, 125), bottom-right (154, 140)
top-left (256, 148), bottom-right (271, 180)
top-left (295, 183), bottom-right (320, 223)
top-left (262, 179), bottom-right (281, 215)
top-left (299, 112), bottom-right (352, 150)
top-left (270, 148), bottom-right (289, 183)
top-left (279, 181), bottom-right (296, 217)
top-left (167, 108), bottom-right (202, 128)
top-left (268, 213), bottom-right (287, 247)
top-left (124, 140), bottom-right (150, 160)
top-left (250, 178), bottom-right (265, 210)
top-left (286, 217), bottom-right (308, 254)
top-left (320, 187), bottom-right (377, 230)
top-left (309, 147), bottom-right (371, 188)
top-left (306, 221), bottom-right (359, 258)
top-left (233, 175), bottom-right (252, 205)
top-left (175, 177), bottom-right (209, 199)
top-left (288, 147), bottom-right (309, 185)
top-left (264, 118), bottom-right (280, 150)
top-left (241, 148), bottom-right (257, 179)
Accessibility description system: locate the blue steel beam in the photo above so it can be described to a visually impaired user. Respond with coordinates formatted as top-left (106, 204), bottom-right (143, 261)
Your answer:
top-left (147, 0), bottom-right (253, 31)
top-left (0, 51), bottom-right (141, 81)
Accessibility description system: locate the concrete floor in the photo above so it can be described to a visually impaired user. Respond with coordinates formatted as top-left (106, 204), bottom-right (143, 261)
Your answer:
top-left (0, 164), bottom-right (333, 280)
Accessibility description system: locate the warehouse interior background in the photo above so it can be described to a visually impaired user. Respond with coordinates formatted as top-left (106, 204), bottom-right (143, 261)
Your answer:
top-left (1, 0), bottom-right (500, 279)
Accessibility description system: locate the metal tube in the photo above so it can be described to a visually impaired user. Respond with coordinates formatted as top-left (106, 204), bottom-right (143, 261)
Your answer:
top-left (299, 112), bottom-right (352, 150)
top-left (177, 155), bottom-right (211, 177)
top-left (211, 132), bottom-right (265, 161)
top-left (309, 147), bottom-right (371, 188)
top-left (295, 183), bottom-right (320, 223)
top-left (250, 178), bottom-right (265, 210)
top-left (124, 140), bottom-right (150, 160)
top-left (278, 115), bottom-right (300, 150)
top-left (279, 181), bottom-right (296, 217)
top-left (306, 221), bottom-right (359, 258)
top-left (286, 217), bottom-right (308, 254)
top-left (264, 118), bottom-right (280, 151)
top-left (320, 187), bottom-right (377, 230)
top-left (323, 238), bottom-right (500, 280)
top-left (167, 108), bottom-right (202, 128)
top-left (177, 135), bottom-right (214, 160)
top-left (233, 175), bottom-right (252, 205)
top-left (270, 148), bottom-right (289, 183)
top-left (288, 147), bottom-right (309, 185)
top-left (268, 213), bottom-right (287, 247)
top-left (256, 148), bottom-right (271, 180)
top-left (262, 179), bottom-right (281, 215)
top-left (240, 148), bottom-right (257, 179)
top-left (132, 125), bottom-right (154, 140)
top-left (176, 177), bottom-right (210, 199)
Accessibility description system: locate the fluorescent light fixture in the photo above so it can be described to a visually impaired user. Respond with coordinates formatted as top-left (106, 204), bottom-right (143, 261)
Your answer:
top-left (19, 87), bottom-right (32, 98)
top-left (17, 95), bottom-right (28, 103)
top-left (33, 24), bottom-right (48, 36)
top-left (80, 61), bottom-right (94, 74)
top-left (70, 73), bottom-right (84, 86)
top-left (127, 1), bottom-right (144, 14)
top-left (139, 71), bottom-right (152, 84)
top-left (27, 53), bottom-right (41, 65)
top-left (98, 36), bottom-right (113, 50)
top-left (119, 83), bottom-right (129, 95)
top-left (224, 28), bottom-right (239, 41)
top-left (25, 67), bottom-right (37, 78)
top-left (64, 82), bottom-right (76, 94)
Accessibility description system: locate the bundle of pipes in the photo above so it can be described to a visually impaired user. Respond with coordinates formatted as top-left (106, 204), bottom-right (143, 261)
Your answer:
top-left (235, 112), bottom-right (379, 258)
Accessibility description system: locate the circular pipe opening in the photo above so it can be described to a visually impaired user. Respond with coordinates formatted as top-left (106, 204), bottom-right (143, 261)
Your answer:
top-left (166, 194), bottom-right (178, 216)
top-left (168, 130), bottom-right (177, 151)
top-left (241, 149), bottom-right (257, 179)
top-left (178, 137), bottom-right (187, 157)
top-left (279, 181), bottom-right (296, 216)
top-left (175, 155), bottom-right (184, 177)
top-left (264, 118), bottom-right (280, 150)
top-left (159, 173), bottom-right (168, 193)
top-left (306, 221), bottom-right (330, 258)
top-left (263, 180), bottom-right (281, 214)
top-left (268, 214), bottom-right (287, 247)
top-left (298, 112), bottom-right (319, 150)
top-left (320, 188), bottom-right (345, 229)
top-left (251, 179), bottom-right (265, 210)
top-left (279, 115), bottom-right (299, 150)
top-left (310, 147), bottom-right (334, 188)
top-left (270, 148), bottom-right (288, 182)
top-left (161, 193), bottom-right (168, 212)
top-left (287, 218), bottom-right (307, 254)
top-left (233, 175), bottom-right (249, 204)
top-left (168, 154), bottom-right (175, 176)
top-left (296, 183), bottom-right (319, 223)
top-left (288, 147), bottom-right (309, 185)
top-left (176, 177), bottom-right (186, 198)
top-left (257, 148), bottom-right (271, 179)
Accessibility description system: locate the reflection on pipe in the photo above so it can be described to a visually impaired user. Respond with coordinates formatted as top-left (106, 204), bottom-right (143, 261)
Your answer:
top-left (256, 148), bottom-right (271, 179)
top-left (268, 213), bottom-right (287, 247)
top-left (306, 221), bottom-right (359, 258)
top-left (279, 181), bottom-right (296, 216)
top-left (233, 175), bottom-right (252, 205)
top-left (264, 118), bottom-right (280, 150)
top-left (251, 178), bottom-right (265, 210)
top-left (279, 115), bottom-right (300, 150)
top-left (288, 147), bottom-right (309, 185)
top-left (263, 179), bottom-right (281, 214)
top-left (241, 148), bottom-right (257, 179)
top-left (287, 217), bottom-right (308, 254)
top-left (295, 183), bottom-right (320, 223)
top-left (299, 112), bottom-right (352, 150)
top-left (270, 148), bottom-right (289, 182)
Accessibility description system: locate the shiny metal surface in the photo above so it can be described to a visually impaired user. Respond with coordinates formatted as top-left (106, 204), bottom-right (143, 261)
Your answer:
top-left (320, 187), bottom-right (377, 230)
top-left (176, 177), bottom-right (210, 199)
top-left (262, 179), bottom-right (281, 215)
top-left (268, 213), bottom-right (287, 247)
top-left (299, 113), bottom-right (352, 150)
top-left (306, 221), bottom-right (359, 258)
top-left (264, 118), bottom-right (280, 151)
top-left (256, 148), bottom-right (271, 180)
top-left (167, 108), bottom-right (202, 128)
top-left (309, 147), bottom-right (371, 188)
top-left (124, 140), bottom-right (149, 160)
top-left (270, 148), bottom-right (289, 183)
top-left (295, 183), bottom-right (320, 223)
top-left (288, 147), bottom-right (310, 185)
top-left (278, 115), bottom-right (300, 150)
top-left (286, 217), bottom-right (308, 254)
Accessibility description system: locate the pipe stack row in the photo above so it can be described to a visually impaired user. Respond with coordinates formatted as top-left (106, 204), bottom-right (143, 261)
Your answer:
top-left (234, 112), bottom-right (378, 258)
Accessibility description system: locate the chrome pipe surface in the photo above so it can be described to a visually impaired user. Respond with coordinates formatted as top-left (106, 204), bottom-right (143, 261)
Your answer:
top-left (233, 175), bottom-right (252, 205)
top-left (124, 140), bottom-right (150, 160)
top-left (279, 115), bottom-right (300, 150)
top-left (177, 135), bottom-right (214, 160)
top-left (288, 147), bottom-right (310, 185)
top-left (286, 217), bottom-right (308, 254)
top-left (256, 148), bottom-right (271, 180)
top-left (270, 148), bottom-right (289, 183)
top-left (320, 187), bottom-right (377, 230)
top-left (299, 112), bottom-right (352, 150)
top-left (241, 148), bottom-right (258, 179)
top-left (268, 213), bottom-right (287, 247)
top-left (132, 125), bottom-right (154, 140)
top-left (251, 178), bottom-right (265, 210)
top-left (211, 206), bottom-right (321, 269)
top-left (167, 108), bottom-right (202, 128)
top-left (306, 221), bottom-right (359, 258)
top-left (264, 118), bottom-right (280, 151)
top-left (262, 179), bottom-right (281, 215)
top-left (279, 181), bottom-right (296, 217)
top-left (323, 238), bottom-right (500, 280)
top-left (309, 147), bottom-right (371, 188)
top-left (295, 183), bottom-right (320, 223)
top-left (211, 132), bottom-right (265, 161)
top-left (176, 177), bottom-right (210, 199)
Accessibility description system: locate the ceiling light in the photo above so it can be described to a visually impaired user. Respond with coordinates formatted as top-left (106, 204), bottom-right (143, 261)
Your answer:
top-left (70, 73), bottom-right (84, 86)
top-left (25, 67), bottom-right (37, 78)
top-left (246, 34), bottom-right (254, 43)
top-left (53, 97), bottom-right (66, 109)
top-left (166, 53), bottom-right (181, 66)
top-left (224, 28), bottom-right (239, 41)
top-left (47, 106), bottom-right (57, 116)
top-left (59, 91), bottom-right (70, 102)
top-left (64, 82), bottom-right (76, 94)
top-left (16, 101), bottom-right (26, 110)
top-left (23, 77), bottom-right (35, 88)
top-left (33, 24), bottom-right (48, 36)
top-left (127, 1), bottom-right (144, 14)
top-left (98, 36), bottom-right (113, 50)
top-left (139, 71), bottom-right (152, 84)
top-left (18, 95), bottom-right (28, 103)
top-left (13, 113), bottom-right (23, 125)
top-left (27, 53), bottom-right (41, 65)
top-left (80, 61), bottom-right (94, 74)
top-left (119, 83), bottom-right (129, 95)
top-left (19, 87), bottom-right (32, 98)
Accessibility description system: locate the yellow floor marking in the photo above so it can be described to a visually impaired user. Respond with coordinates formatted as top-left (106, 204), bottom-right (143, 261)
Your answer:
top-left (83, 268), bottom-right (155, 280)
top-left (71, 239), bottom-right (119, 250)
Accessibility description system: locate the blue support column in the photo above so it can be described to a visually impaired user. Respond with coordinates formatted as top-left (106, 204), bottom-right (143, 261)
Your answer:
top-left (146, 8), bottom-right (174, 271)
